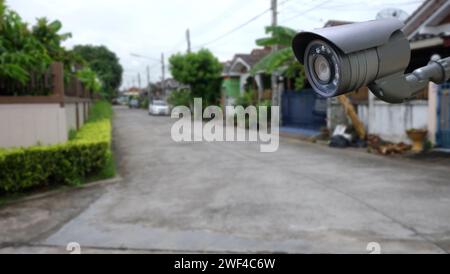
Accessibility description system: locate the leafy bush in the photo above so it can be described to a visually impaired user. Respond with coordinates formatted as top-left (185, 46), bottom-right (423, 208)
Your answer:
top-left (0, 0), bottom-right (51, 84)
top-left (167, 89), bottom-right (191, 108)
top-left (0, 101), bottom-right (113, 194)
top-left (0, 0), bottom-right (102, 96)
top-left (235, 91), bottom-right (255, 108)
top-left (77, 67), bottom-right (102, 93)
top-left (139, 96), bottom-right (149, 109)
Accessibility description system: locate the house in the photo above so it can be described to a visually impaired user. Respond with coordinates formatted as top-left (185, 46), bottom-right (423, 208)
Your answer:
top-left (222, 48), bottom-right (272, 106)
top-left (152, 78), bottom-right (188, 101)
top-left (359, 0), bottom-right (450, 145)
top-left (123, 87), bottom-right (141, 98)
top-left (403, 0), bottom-right (450, 147)
top-left (326, 1), bottom-right (450, 146)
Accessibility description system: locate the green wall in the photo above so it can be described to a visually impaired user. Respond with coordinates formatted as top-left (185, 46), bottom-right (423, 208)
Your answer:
top-left (222, 78), bottom-right (240, 98)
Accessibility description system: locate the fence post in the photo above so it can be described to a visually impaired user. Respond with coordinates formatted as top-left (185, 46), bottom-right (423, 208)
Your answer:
top-left (51, 62), bottom-right (65, 106)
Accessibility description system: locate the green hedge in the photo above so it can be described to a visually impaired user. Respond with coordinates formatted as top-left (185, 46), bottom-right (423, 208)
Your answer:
top-left (0, 101), bottom-right (112, 193)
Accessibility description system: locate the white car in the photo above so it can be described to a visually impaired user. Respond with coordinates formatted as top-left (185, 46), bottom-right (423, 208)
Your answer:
top-left (149, 100), bottom-right (170, 116)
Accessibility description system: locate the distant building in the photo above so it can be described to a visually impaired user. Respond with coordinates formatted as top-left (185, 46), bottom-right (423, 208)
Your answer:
top-left (152, 78), bottom-right (188, 100)
top-left (122, 87), bottom-right (141, 97)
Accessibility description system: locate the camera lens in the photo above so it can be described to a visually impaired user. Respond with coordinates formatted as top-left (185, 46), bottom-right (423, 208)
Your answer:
top-left (305, 40), bottom-right (381, 97)
top-left (313, 55), bottom-right (331, 83)
top-left (305, 40), bottom-right (341, 97)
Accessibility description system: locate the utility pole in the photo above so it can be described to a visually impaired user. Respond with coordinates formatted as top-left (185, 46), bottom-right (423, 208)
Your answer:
top-left (161, 53), bottom-right (166, 98)
top-left (146, 65), bottom-right (151, 103)
top-left (137, 73), bottom-right (142, 89)
top-left (186, 29), bottom-right (192, 53)
top-left (271, 0), bottom-right (279, 107)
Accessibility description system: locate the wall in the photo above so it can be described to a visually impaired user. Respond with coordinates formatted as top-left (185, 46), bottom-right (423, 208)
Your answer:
top-left (222, 78), bottom-right (240, 106)
top-left (65, 103), bottom-right (78, 132)
top-left (366, 99), bottom-right (428, 143)
top-left (0, 101), bottom-right (90, 149)
top-left (0, 104), bottom-right (68, 148)
top-left (328, 96), bottom-right (428, 143)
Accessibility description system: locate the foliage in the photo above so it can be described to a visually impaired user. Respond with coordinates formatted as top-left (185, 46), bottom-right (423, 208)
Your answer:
top-left (235, 91), bottom-right (255, 108)
top-left (139, 96), bottom-right (149, 109)
top-left (167, 89), bottom-right (191, 107)
top-left (251, 25), bottom-right (306, 90)
top-left (31, 16), bottom-right (84, 79)
top-left (72, 45), bottom-right (123, 100)
top-left (68, 129), bottom-right (77, 141)
top-left (0, 0), bottom-right (51, 84)
top-left (169, 49), bottom-right (223, 107)
top-left (0, 0), bottom-right (101, 94)
top-left (258, 99), bottom-right (272, 121)
top-left (77, 67), bottom-right (102, 93)
top-left (31, 17), bottom-right (72, 61)
top-left (285, 62), bottom-right (305, 91)
top-left (0, 101), bottom-right (113, 194)
top-left (87, 100), bottom-right (113, 121)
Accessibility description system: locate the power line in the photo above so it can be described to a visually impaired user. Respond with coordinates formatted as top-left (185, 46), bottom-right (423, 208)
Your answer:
top-left (280, 0), bottom-right (424, 23)
top-left (193, 8), bottom-right (271, 49)
top-left (280, 0), bottom-right (330, 24)
top-left (192, 0), bottom-right (292, 50)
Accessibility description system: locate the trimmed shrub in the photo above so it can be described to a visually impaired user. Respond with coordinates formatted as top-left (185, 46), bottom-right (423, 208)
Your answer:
top-left (0, 101), bottom-right (112, 193)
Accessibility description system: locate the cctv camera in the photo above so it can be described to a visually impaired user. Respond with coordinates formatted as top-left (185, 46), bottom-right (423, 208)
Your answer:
top-left (292, 19), bottom-right (450, 103)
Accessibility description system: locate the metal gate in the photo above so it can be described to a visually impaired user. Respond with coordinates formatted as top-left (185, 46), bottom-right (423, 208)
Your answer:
top-left (282, 89), bottom-right (327, 129)
top-left (437, 83), bottom-right (450, 148)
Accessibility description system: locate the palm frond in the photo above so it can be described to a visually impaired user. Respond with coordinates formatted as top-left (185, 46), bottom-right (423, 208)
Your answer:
top-left (256, 25), bottom-right (297, 47)
top-left (250, 47), bottom-right (294, 75)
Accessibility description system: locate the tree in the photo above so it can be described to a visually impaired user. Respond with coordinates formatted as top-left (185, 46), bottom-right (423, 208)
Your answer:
top-left (169, 49), bottom-right (222, 107)
top-left (0, 0), bottom-right (102, 95)
top-left (251, 26), bottom-right (305, 91)
top-left (76, 67), bottom-right (101, 93)
top-left (167, 89), bottom-right (191, 108)
top-left (32, 18), bottom-right (72, 60)
top-left (72, 45), bottom-right (123, 99)
top-left (0, 0), bottom-right (51, 84)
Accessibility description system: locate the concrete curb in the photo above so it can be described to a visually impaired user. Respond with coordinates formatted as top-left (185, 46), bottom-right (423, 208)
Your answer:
top-left (1, 176), bottom-right (122, 207)
top-left (281, 135), bottom-right (450, 173)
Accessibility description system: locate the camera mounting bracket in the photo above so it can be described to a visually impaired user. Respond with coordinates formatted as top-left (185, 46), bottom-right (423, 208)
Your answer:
top-left (369, 57), bottom-right (450, 103)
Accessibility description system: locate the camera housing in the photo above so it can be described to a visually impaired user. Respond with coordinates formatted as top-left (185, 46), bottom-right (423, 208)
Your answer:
top-left (293, 19), bottom-right (412, 101)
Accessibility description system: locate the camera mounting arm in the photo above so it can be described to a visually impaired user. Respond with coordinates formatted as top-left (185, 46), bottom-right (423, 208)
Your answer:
top-left (369, 57), bottom-right (450, 103)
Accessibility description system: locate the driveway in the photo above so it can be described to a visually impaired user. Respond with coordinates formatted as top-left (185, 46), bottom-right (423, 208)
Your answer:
top-left (1, 106), bottom-right (450, 253)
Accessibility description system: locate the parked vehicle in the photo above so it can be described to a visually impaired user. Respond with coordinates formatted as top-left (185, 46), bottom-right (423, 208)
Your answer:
top-left (149, 100), bottom-right (170, 116)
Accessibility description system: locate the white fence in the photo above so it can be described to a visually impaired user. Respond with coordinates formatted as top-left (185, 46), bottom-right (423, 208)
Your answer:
top-left (359, 100), bottom-right (428, 143)
top-left (0, 102), bottom-right (90, 148)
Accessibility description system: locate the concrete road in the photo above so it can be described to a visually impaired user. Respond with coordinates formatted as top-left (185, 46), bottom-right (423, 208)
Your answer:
top-left (1, 106), bottom-right (450, 254)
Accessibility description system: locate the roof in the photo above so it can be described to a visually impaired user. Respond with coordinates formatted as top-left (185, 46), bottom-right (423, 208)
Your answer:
top-left (154, 78), bottom-right (188, 90)
top-left (221, 61), bottom-right (232, 74)
top-left (410, 32), bottom-right (450, 42)
top-left (403, 0), bottom-right (450, 38)
top-left (224, 47), bottom-right (272, 75)
top-left (235, 48), bottom-right (272, 68)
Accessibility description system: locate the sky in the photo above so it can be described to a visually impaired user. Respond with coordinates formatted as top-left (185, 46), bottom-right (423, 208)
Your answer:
top-left (9, 0), bottom-right (425, 90)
